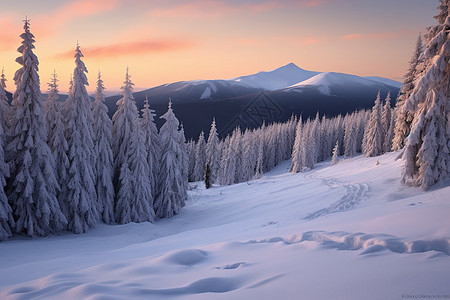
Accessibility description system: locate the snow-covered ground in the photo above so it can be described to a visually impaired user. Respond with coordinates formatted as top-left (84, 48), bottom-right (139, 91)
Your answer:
top-left (1, 152), bottom-right (449, 299)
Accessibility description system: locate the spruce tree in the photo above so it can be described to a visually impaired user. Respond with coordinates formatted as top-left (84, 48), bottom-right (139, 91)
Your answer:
top-left (290, 117), bottom-right (303, 173)
top-left (0, 69), bottom-right (11, 131)
top-left (6, 19), bottom-right (66, 236)
top-left (205, 118), bottom-right (220, 184)
top-left (45, 71), bottom-right (69, 197)
top-left (331, 141), bottom-right (340, 165)
top-left (193, 131), bottom-right (206, 181)
top-left (402, 3), bottom-right (449, 190)
top-left (92, 72), bottom-right (114, 223)
top-left (62, 44), bottom-right (99, 233)
top-left (113, 69), bottom-right (155, 223)
top-left (362, 92), bottom-right (384, 157)
top-left (0, 108), bottom-right (13, 241)
top-left (392, 35), bottom-right (424, 150)
top-left (141, 95), bottom-right (160, 198)
top-left (381, 92), bottom-right (392, 150)
top-left (155, 101), bottom-right (187, 218)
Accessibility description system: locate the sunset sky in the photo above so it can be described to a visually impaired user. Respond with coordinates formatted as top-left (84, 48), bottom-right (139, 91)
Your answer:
top-left (0, 0), bottom-right (438, 93)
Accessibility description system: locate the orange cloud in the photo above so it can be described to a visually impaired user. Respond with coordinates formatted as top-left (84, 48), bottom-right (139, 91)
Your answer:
top-left (55, 39), bottom-right (196, 59)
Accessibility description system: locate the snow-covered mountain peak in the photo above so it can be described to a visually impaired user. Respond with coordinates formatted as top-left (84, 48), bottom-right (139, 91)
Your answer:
top-left (232, 63), bottom-right (320, 91)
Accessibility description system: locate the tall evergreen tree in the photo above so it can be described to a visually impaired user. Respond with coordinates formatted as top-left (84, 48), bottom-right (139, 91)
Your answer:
top-left (344, 117), bottom-right (357, 158)
top-left (206, 118), bottom-right (220, 184)
top-left (0, 104), bottom-right (13, 241)
top-left (155, 101), bottom-right (187, 218)
top-left (141, 95), bottom-right (160, 198)
top-left (290, 117), bottom-right (303, 173)
top-left (402, 3), bottom-right (449, 190)
top-left (92, 72), bottom-right (114, 224)
top-left (193, 131), bottom-right (206, 181)
top-left (113, 69), bottom-right (155, 223)
top-left (392, 35), bottom-right (424, 150)
top-left (0, 69), bottom-right (11, 131)
top-left (44, 71), bottom-right (69, 197)
top-left (6, 19), bottom-right (66, 236)
top-left (362, 92), bottom-right (384, 157)
top-left (381, 92), bottom-right (392, 152)
top-left (62, 44), bottom-right (98, 233)
top-left (331, 141), bottom-right (340, 166)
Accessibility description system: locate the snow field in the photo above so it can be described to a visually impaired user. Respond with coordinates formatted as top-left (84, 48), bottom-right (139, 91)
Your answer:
top-left (1, 151), bottom-right (449, 299)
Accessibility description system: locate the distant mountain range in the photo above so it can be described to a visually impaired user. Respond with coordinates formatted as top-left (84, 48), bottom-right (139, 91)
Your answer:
top-left (104, 63), bottom-right (401, 139)
top-left (3, 63), bottom-right (401, 140)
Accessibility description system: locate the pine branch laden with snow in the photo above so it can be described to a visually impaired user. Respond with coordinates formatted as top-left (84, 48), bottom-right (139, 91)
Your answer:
top-left (155, 102), bottom-right (187, 218)
top-left (6, 19), bottom-right (66, 237)
top-left (141, 95), bottom-right (160, 198)
top-left (401, 3), bottom-right (449, 190)
top-left (362, 92), bottom-right (385, 157)
top-left (62, 44), bottom-right (98, 233)
top-left (113, 69), bottom-right (155, 223)
top-left (92, 72), bottom-right (114, 224)
top-left (0, 69), bottom-right (11, 131)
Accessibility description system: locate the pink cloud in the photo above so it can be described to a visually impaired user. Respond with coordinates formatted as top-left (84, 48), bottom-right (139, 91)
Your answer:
top-left (303, 37), bottom-right (321, 45)
top-left (342, 32), bottom-right (400, 41)
top-left (55, 39), bottom-right (196, 59)
top-left (342, 33), bottom-right (363, 40)
top-left (148, 0), bottom-right (284, 19)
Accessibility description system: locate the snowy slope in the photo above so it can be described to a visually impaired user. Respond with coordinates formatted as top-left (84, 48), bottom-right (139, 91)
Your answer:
top-left (232, 63), bottom-right (320, 91)
top-left (364, 76), bottom-right (402, 88)
top-left (286, 72), bottom-right (392, 95)
top-left (1, 152), bottom-right (448, 299)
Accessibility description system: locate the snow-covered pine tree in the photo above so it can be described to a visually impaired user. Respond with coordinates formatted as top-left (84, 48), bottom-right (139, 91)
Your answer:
top-left (187, 139), bottom-right (196, 182)
top-left (193, 131), bottom-right (206, 181)
top-left (6, 19), bottom-right (66, 236)
top-left (381, 92), bottom-right (392, 152)
top-left (219, 129), bottom-right (238, 185)
top-left (178, 124), bottom-right (189, 204)
top-left (92, 71), bottom-right (114, 224)
top-left (331, 141), bottom-right (340, 165)
top-left (0, 107), bottom-right (13, 241)
top-left (141, 95), bottom-right (160, 198)
top-left (402, 2), bottom-right (449, 190)
top-left (206, 118), bottom-right (220, 184)
top-left (392, 35), bottom-right (424, 151)
top-left (44, 71), bottom-right (69, 198)
top-left (362, 92), bottom-right (384, 157)
top-left (155, 101), bottom-right (187, 218)
top-left (290, 117), bottom-right (303, 173)
top-left (254, 129), bottom-right (265, 178)
top-left (0, 69), bottom-right (11, 131)
top-left (113, 69), bottom-right (155, 223)
top-left (344, 116), bottom-right (357, 158)
top-left (62, 44), bottom-right (98, 233)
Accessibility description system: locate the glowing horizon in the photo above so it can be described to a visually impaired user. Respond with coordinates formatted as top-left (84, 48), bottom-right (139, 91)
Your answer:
top-left (0, 0), bottom-right (438, 93)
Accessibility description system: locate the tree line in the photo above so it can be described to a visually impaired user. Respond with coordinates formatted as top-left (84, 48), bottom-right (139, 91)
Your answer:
top-left (0, 20), bottom-right (187, 241)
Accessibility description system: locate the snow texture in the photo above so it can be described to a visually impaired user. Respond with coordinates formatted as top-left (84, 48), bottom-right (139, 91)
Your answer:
top-left (0, 152), bottom-right (449, 300)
